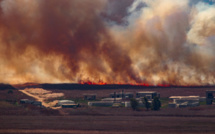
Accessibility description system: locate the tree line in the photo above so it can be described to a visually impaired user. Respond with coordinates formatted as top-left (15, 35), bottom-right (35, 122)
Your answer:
top-left (130, 97), bottom-right (161, 111)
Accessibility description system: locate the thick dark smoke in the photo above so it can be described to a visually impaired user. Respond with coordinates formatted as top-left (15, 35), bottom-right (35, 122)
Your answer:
top-left (0, 0), bottom-right (139, 84)
top-left (0, 0), bottom-right (215, 85)
top-left (102, 0), bottom-right (135, 24)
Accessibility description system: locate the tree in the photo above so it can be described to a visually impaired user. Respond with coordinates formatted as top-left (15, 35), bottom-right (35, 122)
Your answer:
top-left (130, 98), bottom-right (139, 111)
top-left (8, 89), bottom-right (13, 94)
top-left (151, 97), bottom-right (161, 111)
top-left (143, 97), bottom-right (150, 111)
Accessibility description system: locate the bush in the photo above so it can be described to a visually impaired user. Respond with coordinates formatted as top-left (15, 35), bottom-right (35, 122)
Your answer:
top-left (130, 98), bottom-right (139, 111)
top-left (7, 89), bottom-right (13, 94)
top-left (151, 97), bottom-right (161, 111)
top-left (143, 97), bottom-right (150, 111)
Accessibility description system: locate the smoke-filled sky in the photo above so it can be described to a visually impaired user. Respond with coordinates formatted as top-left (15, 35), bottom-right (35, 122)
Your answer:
top-left (0, 0), bottom-right (215, 85)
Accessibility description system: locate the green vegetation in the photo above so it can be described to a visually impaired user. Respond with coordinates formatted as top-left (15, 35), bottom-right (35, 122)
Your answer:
top-left (199, 101), bottom-right (206, 105)
top-left (0, 101), bottom-right (15, 108)
top-left (142, 97), bottom-right (150, 110)
top-left (151, 97), bottom-right (161, 111)
top-left (73, 98), bottom-right (89, 104)
top-left (160, 97), bottom-right (169, 108)
top-left (130, 98), bottom-right (139, 111)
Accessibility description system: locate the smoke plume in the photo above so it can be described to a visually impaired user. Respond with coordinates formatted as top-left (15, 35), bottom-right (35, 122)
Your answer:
top-left (0, 0), bottom-right (215, 85)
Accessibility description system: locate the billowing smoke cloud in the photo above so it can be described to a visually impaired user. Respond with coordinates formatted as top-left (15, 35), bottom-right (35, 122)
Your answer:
top-left (118, 0), bottom-right (215, 85)
top-left (102, 0), bottom-right (135, 24)
top-left (0, 0), bottom-right (215, 85)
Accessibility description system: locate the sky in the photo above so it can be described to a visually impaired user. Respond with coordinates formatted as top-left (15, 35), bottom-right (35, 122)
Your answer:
top-left (0, 0), bottom-right (215, 85)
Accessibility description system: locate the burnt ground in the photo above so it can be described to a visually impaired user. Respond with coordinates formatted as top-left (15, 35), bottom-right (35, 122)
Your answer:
top-left (1, 86), bottom-right (215, 134)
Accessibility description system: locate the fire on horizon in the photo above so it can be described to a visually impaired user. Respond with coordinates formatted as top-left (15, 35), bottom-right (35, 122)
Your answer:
top-left (0, 0), bottom-right (215, 86)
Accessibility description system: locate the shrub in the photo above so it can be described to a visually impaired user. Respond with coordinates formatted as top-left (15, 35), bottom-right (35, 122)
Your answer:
top-left (143, 97), bottom-right (150, 111)
top-left (130, 98), bottom-right (139, 111)
top-left (7, 89), bottom-right (13, 94)
top-left (151, 97), bottom-right (161, 111)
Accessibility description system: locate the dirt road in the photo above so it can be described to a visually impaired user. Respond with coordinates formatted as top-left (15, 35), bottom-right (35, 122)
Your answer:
top-left (19, 89), bottom-right (60, 109)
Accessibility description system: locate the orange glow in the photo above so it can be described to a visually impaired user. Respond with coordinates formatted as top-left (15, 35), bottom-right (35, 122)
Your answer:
top-left (79, 80), bottom-right (170, 87)
top-left (157, 84), bottom-right (170, 87)
top-left (79, 80), bottom-right (107, 85)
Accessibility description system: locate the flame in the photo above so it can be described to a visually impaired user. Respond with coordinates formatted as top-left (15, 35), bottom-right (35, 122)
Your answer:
top-left (78, 79), bottom-right (170, 87)
top-left (79, 80), bottom-right (107, 85)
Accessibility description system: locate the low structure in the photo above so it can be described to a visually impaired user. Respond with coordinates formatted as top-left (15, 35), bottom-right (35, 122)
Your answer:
top-left (84, 94), bottom-right (96, 100)
top-left (32, 101), bottom-right (42, 106)
top-left (124, 93), bottom-right (134, 99)
top-left (168, 96), bottom-right (200, 108)
top-left (20, 99), bottom-right (33, 104)
top-left (168, 103), bottom-right (177, 108)
top-left (62, 104), bottom-right (79, 108)
top-left (136, 91), bottom-right (160, 100)
top-left (112, 103), bottom-right (122, 108)
top-left (88, 101), bottom-right (113, 107)
top-left (206, 90), bottom-right (215, 105)
top-left (110, 92), bottom-right (133, 99)
top-left (88, 97), bottom-right (122, 107)
top-left (125, 101), bottom-right (131, 108)
top-left (101, 98), bottom-right (122, 102)
top-left (20, 99), bottom-right (42, 107)
top-left (57, 100), bottom-right (79, 108)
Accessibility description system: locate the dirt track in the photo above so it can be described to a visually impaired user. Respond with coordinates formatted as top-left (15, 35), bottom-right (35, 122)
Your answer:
top-left (19, 89), bottom-right (61, 109)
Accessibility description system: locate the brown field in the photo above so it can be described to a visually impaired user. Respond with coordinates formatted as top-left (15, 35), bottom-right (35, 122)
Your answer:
top-left (1, 115), bottom-right (215, 134)
top-left (1, 87), bottom-right (215, 134)
top-left (48, 86), bottom-right (210, 99)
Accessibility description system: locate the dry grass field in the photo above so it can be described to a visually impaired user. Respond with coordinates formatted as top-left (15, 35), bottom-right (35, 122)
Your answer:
top-left (45, 86), bottom-right (210, 100)
top-left (1, 86), bottom-right (215, 134)
top-left (1, 115), bottom-right (215, 134)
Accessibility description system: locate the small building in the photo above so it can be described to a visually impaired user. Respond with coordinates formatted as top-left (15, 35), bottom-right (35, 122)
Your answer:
top-left (32, 101), bottom-right (42, 107)
top-left (62, 104), bottom-right (79, 108)
top-left (169, 96), bottom-right (200, 101)
top-left (57, 100), bottom-right (75, 106)
top-left (20, 99), bottom-right (42, 107)
top-left (84, 94), bottom-right (96, 101)
top-left (101, 98), bottom-right (122, 102)
top-left (124, 93), bottom-right (134, 99)
top-left (125, 101), bottom-right (131, 108)
top-left (110, 92), bottom-right (133, 99)
top-left (110, 92), bottom-right (122, 98)
top-left (112, 103), bottom-right (122, 108)
top-left (168, 96), bottom-right (200, 108)
top-left (88, 101), bottom-right (113, 107)
top-left (20, 99), bottom-right (33, 104)
top-left (168, 103), bottom-right (177, 108)
top-left (57, 100), bottom-right (79, 108)
top-left (136, 91), bottom-right (160, 100)
top-left (206, 90), bottom-right (215, 105)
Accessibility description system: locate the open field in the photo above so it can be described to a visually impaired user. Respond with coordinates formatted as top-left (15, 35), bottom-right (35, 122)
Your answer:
top-left (0, 115), bottom-right (215, 134)
top-left (1, 84), bottom-right (215, 133)
top-left (48, 87), bottom-right (208, 99)
top-left (13, 83), bottom-right (214, 98)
